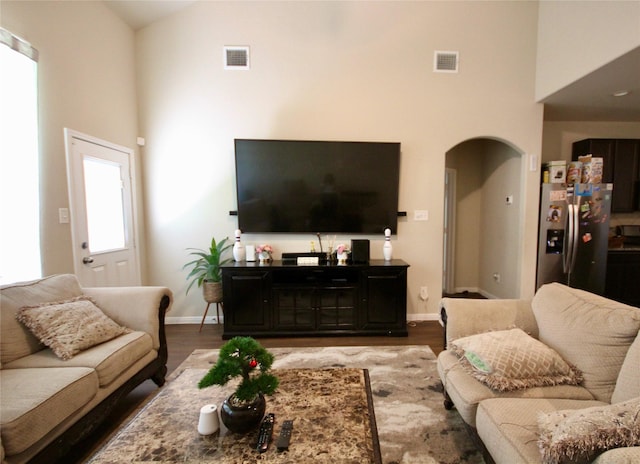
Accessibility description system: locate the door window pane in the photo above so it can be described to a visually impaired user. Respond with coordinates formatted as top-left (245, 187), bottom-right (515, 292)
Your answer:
top-left (83, 157), bottom-right (126, 252)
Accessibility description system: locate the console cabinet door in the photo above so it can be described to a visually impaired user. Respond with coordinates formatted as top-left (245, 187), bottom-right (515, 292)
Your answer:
top-left (273, 286), bottom-right (357, 331)
top-left (360, 268), bottom-right (407, 333)
top-left (272, 287), bottom-right (315, 330)
top-left (315, 286), bottom-right (357, 331)
top-left (223, 270), bottom-right (271, 332)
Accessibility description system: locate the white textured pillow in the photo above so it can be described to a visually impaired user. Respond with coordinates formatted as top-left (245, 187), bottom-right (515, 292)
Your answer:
top-left (450, 328), bottom-right (582, 392)
top-left (537, 397), bottom-right (640, 464)
top-left (16, 296), bottom-right (130, 360)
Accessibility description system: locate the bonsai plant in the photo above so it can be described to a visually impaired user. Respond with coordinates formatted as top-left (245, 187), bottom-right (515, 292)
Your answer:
top-left (183, 236), bottom-right (232, 302)
top-left (199, 337), bottom-right (279, 432)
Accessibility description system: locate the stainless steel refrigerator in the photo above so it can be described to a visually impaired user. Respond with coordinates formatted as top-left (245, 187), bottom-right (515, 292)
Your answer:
top-left (536, 183), bottom-right (613, 294)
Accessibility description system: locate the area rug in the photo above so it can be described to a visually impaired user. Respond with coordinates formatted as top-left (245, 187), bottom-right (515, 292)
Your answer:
top-left (175, 345), bottom-right (484, 464)
top-left (88, 367), bottom-right (379, 463)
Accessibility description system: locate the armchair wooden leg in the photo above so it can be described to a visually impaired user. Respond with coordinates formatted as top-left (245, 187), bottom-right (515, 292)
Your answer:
top-left (443, 390), bottom-right (454, 410)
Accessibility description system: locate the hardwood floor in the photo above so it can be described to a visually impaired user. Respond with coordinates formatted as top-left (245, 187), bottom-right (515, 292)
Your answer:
top-left (63, 321), bottom-right (444, 463)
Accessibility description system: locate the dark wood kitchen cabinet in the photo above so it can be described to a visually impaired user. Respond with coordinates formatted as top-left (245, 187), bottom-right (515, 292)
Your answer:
top-left (572, 138), bottom-right (640, 212)
top-left (221, 260), bottom-right (409, 339)
top-left (605, 250), bottom-right (640, 307)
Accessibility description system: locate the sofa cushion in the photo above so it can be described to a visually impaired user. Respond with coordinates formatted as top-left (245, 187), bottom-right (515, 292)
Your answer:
top-left (437, 350), bottom-right (594, 427)
top-left (591, 447), bottom-right (640, 464)
top-left (532, 283), bottom-right (640, 402)
top-left (16, 296), bottom-right (131, 360)
top-left (450, 328), bottom-right (582, 392)
top-left (4, 331), bottom-right (154, 387)
top-left (612, 332), bottom-right (640, 404)
top-left (537, 397), bottom-right (640, 464)
top-left (0, 367), bottom-right (98, 455)
top-left (476, 397), bottom-right (606, 464)
top-left (1, 274), bottom-right (83, 365)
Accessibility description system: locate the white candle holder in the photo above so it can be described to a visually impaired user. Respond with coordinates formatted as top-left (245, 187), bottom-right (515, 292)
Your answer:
top-left (198, 404), bottom-right (220, 435)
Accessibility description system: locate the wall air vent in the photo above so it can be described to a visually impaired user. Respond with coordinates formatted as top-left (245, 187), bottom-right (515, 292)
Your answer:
top-left (224, 46), bottom-right (250, 70)
top-left (434, 51), bottom-right (459, 73)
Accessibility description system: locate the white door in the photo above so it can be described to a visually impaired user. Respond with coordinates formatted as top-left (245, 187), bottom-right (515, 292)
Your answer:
top-left (65, 129), bottom-right (140, 286)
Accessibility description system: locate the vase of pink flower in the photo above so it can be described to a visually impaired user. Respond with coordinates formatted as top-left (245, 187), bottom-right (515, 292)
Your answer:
top-left (336, 244), bottom-right (350, 265)
top-left (256, 244), bottom-right (273, 264)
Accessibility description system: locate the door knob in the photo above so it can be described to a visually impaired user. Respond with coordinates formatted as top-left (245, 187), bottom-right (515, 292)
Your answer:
top-left (83, 257), bottom-right (94, 264)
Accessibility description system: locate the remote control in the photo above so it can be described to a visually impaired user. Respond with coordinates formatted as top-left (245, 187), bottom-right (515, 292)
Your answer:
top-left (276, 420), bottom-right (293, 451)
top-left (255, 413), bottom-right (275, 453)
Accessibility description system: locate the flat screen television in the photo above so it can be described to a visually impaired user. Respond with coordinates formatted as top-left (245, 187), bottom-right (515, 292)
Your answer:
top-left (234, 139), bottom-right (400, 234)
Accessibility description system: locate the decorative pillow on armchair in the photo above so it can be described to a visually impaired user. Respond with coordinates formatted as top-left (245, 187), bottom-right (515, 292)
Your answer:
top-left (537, 397), bottom-right (640, 464)
top-left (16, 296), bottom-right (130, 360)
top-left (450, 328), bottom-right (582, 392)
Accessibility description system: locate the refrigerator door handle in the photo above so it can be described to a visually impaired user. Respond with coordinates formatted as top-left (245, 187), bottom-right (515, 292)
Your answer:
top-left (570, 197), bottom-right (581, 273)
top-left (563, 203), bottom-right (574, 273)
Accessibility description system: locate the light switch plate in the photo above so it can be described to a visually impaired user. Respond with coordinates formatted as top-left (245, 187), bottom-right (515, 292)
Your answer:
top-left (58, 208), bottom-right (69, 224)
top-left (414, 210), bottom-right (429, 221)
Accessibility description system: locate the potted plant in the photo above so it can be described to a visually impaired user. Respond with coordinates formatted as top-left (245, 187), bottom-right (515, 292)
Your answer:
top-left (335, 243), bottom-right (351, 264)
top-left (198, 337), bottom-right (279, 433)
top-left (183, 236), bottom-right (232, 303)
top-left (255, 244), bottom-right (273, 263)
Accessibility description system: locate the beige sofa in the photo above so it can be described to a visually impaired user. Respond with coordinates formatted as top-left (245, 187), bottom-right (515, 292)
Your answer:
top-left (437, 283), bottom-right (640, 464)
top-left (0, 274), bottom-right (172, 464)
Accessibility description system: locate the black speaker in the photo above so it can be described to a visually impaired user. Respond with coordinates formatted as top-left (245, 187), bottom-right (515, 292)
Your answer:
top-left (351, 239), bottom-right (370, 263)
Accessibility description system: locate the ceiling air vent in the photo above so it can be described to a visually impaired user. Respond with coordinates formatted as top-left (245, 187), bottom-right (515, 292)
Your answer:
top-left (434, 51), bottom-right (459, 73)
top-left (224, 46), bottom-right (250, 70)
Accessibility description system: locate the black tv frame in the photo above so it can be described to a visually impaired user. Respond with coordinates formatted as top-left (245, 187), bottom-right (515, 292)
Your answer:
top-left (234, 139), bottom-right (401, 234)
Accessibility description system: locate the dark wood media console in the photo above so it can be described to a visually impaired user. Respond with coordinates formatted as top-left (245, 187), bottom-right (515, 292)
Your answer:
top-left (221, 260), bottom-right (409, 339)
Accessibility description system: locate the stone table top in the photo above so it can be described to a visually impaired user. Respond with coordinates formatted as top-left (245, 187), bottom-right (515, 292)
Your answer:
top-left (88, 367), bottom-right (380, 463)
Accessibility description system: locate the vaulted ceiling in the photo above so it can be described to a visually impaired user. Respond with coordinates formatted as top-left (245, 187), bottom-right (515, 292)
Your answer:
top-left (103, 0), bottom-right (640, 122)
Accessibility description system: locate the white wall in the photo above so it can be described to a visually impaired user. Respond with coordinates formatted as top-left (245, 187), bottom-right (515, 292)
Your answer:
top-left (137, 1), bottom-right (544, 321)
top-left (479, 141), bottom-right (522, 299)
top-left (536, 0), bottom-right (640, 101)
top-left (446, 139), bottom-right (522, 299)
top-left (1, 1), bottom-right (141, 278)
top-left (446, 142), bottom-right (484, 291)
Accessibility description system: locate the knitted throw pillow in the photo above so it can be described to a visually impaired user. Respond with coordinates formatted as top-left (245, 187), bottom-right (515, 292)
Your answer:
top-left (16, 296), bottom-right (130, 360)
top-left (450, 328), bottom-right (582, 392)
top-left (537, 397), bottom-right (640, 464)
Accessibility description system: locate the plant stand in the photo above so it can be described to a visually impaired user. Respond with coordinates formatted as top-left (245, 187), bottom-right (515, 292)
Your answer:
top-left (199, 301), bottom-right (223, 331)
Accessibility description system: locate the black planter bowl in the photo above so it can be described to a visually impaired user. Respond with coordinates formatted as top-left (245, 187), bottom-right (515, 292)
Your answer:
top-left (220, 393), bottom-right (266, 433)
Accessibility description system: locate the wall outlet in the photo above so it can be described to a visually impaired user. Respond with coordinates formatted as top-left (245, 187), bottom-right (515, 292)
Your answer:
top-left (493, 273), bottom-right (501, 283)
top-left (419, 286), bottom-right (429, 301)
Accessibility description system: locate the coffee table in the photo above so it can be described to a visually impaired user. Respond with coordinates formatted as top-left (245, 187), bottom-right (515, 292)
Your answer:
top-left (88, 367), bottom-right (381, 463)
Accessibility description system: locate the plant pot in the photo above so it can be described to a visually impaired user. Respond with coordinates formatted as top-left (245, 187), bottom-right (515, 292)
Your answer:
top-left (202, 281), bottom-right (223, 304)
top-left (220, 393), bottom-right (266, 433)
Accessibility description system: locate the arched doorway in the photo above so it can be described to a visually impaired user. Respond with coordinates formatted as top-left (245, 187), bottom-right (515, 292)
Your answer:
top-left (443, 138), bottom-right (524, 299)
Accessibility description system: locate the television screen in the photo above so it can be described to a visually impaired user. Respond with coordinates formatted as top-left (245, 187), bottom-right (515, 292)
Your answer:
top-left (234, 139), bottom-right (400, 234)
